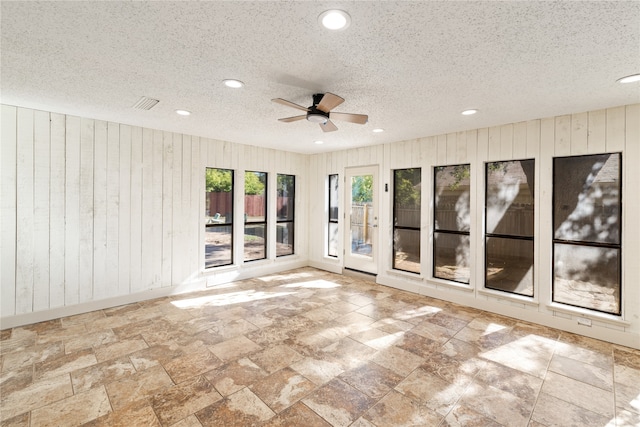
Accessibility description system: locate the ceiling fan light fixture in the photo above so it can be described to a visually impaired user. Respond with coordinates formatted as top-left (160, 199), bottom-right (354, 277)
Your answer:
top-left (617, 73), bottom-right (640, 84)
top-left (319, 10), bottom-right (351, 30)
top-left (307, 113), bottom-right (328, 124)
top-left (223, 79), bottom-right (244, 88)
top-left (461, 109), bottom-right (478, 116)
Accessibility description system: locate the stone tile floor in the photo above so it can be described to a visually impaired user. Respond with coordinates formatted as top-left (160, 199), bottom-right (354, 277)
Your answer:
top-left (1, 267), bottom-right (639, 426)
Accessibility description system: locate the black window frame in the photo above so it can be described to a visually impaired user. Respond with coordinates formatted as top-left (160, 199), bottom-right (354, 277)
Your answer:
top-left (433, 164), bottom-right (471, 284)
top-left (484, 159), bottom-right (535, 297)
top-left (244, 170), bottom-right (268, 262)
top-left (276, 173), bottom-right (295, 257)
top-left (392, 168), bottom-right (421, 274)
top-left (328, 174), bottom-right (339, 258)
top-left (551, 152), bottom-right (622, 315)
top-left (205, 167), bottom-right (234, 268)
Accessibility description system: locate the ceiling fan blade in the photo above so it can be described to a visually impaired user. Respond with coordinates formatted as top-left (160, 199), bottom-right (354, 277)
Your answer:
top-left (320, 120), bottom-right (338, 132)
top-left (278, 115), bottom-right (307, 122)
top-left (330, 112), bottom-right (368, 124)
top-left (316, 93), bottom-right (344, 113)
top-left (272, 98), bottom-right (309, 112)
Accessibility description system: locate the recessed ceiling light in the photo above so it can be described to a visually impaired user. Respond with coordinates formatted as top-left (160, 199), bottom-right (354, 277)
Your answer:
top-left (617, 73), bottom-right (640, 84)
top-left (223, 79), bottom-right (244, 88)
top-left (461, 109), bottom-right (478, 116)
top-left (175, 109), bottom-right (191, 116)
top-left (314, 140), bottom-right (324, 145)
top-left (319, 10), bottom-right (351, 30)
top-left (372, 128), bottom-right (384, 133)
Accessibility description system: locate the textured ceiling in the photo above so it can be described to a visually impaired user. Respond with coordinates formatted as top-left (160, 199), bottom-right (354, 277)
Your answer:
top-left (1, 1), bottom-right (639, 154)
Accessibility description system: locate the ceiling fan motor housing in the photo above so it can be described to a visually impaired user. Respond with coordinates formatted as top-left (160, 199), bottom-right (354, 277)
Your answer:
top-left (307, 107), bottom-right (330, 123)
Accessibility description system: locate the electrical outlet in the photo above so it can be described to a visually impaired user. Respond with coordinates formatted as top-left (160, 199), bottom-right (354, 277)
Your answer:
top-left (577, 317), bottom-right (592, 327)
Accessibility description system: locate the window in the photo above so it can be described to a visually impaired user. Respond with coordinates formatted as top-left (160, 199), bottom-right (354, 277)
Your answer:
top-left (244, 171), bottom-right (267, 261)
top-left (393, 168), bottom-right (421, 273)
top-left (552, 153), bottom-right (621, 315)
top-left (433, 164), bottom-right (471, 283)
top-left (276, 174), bottom-right (295, 257)
top-left (485, 160), bottom-right (535, 296)
top-left (205, 168), bottom-right (233, 268)
top-left (328, 174), bottom-right (339, 257)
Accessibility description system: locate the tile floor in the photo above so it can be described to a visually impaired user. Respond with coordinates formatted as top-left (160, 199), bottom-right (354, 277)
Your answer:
top-left (1, 267), bottom-right (639, 427)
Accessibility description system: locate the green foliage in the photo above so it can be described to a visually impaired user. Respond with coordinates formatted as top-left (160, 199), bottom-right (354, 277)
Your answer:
top-left (395, 168), bottom-right (421, 208)
top-left (351, 175), bottom-right (373, 203)
top-left (206, 168), bottom-right (232, 193)
top-left (245, 171), bottom-right (266, 195)
top-left (436, 164), bottom-right (470, 190)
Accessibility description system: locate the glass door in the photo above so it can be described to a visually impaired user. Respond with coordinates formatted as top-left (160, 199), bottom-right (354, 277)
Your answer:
top-left (344, 166), bottom-right (379, 275)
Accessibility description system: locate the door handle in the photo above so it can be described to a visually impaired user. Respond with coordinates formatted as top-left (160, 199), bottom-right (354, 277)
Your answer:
top-left (372, 224), bottom-right (378, 228)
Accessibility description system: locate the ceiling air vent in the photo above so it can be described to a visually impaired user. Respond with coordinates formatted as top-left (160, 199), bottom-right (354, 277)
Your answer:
top-left (132, 96), bottom-right (160, 110)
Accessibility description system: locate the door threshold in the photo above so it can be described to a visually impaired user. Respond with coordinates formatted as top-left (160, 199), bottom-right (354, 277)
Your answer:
top-left (343, 267), bottom-right (377, 283)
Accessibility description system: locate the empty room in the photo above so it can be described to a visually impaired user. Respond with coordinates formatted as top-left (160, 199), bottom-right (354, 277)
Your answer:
top-left (1, 2), bottom-right (639, 426)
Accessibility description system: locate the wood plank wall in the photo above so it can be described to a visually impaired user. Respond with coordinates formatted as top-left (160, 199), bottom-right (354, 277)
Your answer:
top-left (1, 105), bottom-right (307, 320)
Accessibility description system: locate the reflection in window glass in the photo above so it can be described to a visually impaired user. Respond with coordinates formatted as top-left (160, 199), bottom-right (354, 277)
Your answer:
top-left (552, 153), bottom-right (621, 315)
top-left (434, 164), bottom-right (470, 283)
top-left (205, 168), bottom-right (233, 268)
top-left (328, 175), bottom-right (339, 257)
top-left (277, 174), bottom-right (294, 257)
top-left (485, 160), bottom-right (535, 296)
top-left (393, 168), bottom-right (421, 273)
top-left (245, 171), bottom-right (267, 261)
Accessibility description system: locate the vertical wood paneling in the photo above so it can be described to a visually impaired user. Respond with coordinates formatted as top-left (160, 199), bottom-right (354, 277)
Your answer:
top-left (190, 137), bottom-right (200, 277)
top-left (513, 122), bottom-right (527, 159)
top-left (570, 112), bottom-right (588, 155)
top-left (606, 106), bottom-right (625, 152)
top-left (92, 120), bottom-right (108, 300)
top-left (161, 131), bottom-right (173, 287)
top-left (179, 135), bottom-right (191, 284)
top-left (500, 124), bottom-right (513, 159)
top-left (171, 133), bottom-right (182, 285)
top-left (33, 110), bottom-right (50, 311)
top-left (106, 122), bottom-right (120, 298)
top-left (436, 135), bottom-right (447, 165)
top-left (49, 113), bottom-right (66, 308)
top-left (624, 104), bottom-right (640, 319)
top-left (476, 128), bottom-right (489, 163)
top-left (446, 133), bottom-right (457, 164)
top-left (64, 116), bottom-right (81, 306)
top-left (554, 115), bottom-right (571, 156)
top-left (151, 130), bottom-right (163, 288)
top-left (140, 128), bottom-right (153, 290)
top-left (15, 108), bottom-right (34, 314)
top-left (129, 126), bottom-right (143, 292)
top-left (198, 137), bottom-right (207, 272)
top-left (587, 109), bottom-right (606, 154)
top-left (118, 125), bottom-right (131, 296)
top-left (487, 126), bottom-right (500, 161)
top-left (526, 120), bottom-right (540, 159)
top-left (78, 118), bottom-right (94, 303)
top-left (538, 117), bottom-right (555, 306)
top-left (1, 105), bottom-right (17, 316)
top-left (456, 131), bottom-right (467, 163)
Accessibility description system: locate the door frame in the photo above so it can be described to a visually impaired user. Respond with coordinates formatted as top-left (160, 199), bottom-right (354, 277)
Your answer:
top-left (344, 165), bottom-right (380, 275)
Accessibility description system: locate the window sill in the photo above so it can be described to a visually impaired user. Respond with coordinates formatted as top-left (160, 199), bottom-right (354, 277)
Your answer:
top-left (424, 277), bottom-right (474, 292)
top-left (546, 303), bottom-right (630, 327)
top-left (477, 288), bottom-right (539, 307)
